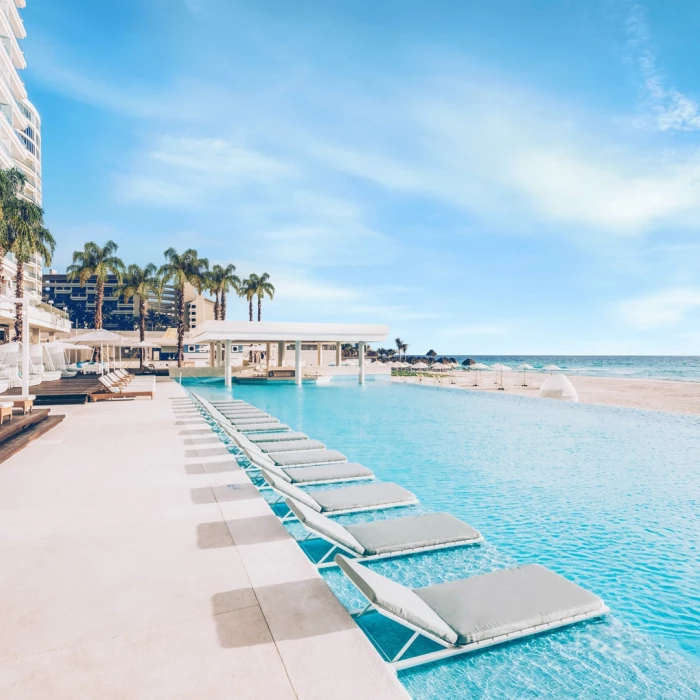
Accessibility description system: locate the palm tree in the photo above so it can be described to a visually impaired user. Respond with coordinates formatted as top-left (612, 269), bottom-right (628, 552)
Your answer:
top-left (401, 342), bottom-right (409, 361)
top-left (0, 167), bottom-right (27, 287)
top-left (254, 273), bottom-right (275, 321)
top-left (67, 241), bottom-right (125, 330)
top-left (2, 198), bottom-right (55, 340)
top-left (240, 273), bottom-right (275, 322)
top-left (207, 264), bottom-right (240, 320)
top-left (159, 248), bottom-right (209, 366)
top-left (394, 337), bottom-right (403, 362)
top-left (115, 264), bottom-right (160, 368)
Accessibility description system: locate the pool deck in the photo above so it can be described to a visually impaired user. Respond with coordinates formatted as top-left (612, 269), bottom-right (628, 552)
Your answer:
top-left (0, 380), bottom-right (409, 699)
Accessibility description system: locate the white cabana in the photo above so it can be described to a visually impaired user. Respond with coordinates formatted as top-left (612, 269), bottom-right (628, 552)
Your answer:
top-left (67, 330), bottom-right (126, 373)
top-left (540, 374), bottom-right (579, 402)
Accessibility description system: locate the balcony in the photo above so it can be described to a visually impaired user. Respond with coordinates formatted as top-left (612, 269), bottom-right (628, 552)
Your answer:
top-left (0, 297), bottom-right (72, 333)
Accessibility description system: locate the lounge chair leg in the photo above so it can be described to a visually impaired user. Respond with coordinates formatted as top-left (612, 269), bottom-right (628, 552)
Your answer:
top-left (392, 631), bottom-right (420, 663)
top-left (353, 603), bottom-right (373, 619)
top-left (316, 545), bottom-right (337, 566)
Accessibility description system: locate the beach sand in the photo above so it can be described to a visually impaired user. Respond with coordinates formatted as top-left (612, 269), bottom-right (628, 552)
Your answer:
top-left (393, 370), bottom-right (700, 416)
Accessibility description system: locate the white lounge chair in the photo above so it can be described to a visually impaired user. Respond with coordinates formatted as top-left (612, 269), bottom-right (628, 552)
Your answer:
top-left (247, 431), bottom-right (309, 443)
top-left (336, 555), bottom-right (609, 671)
top-left (261, 469), bottom-right (417, 519)
top-left (288, 500), bottom-right (483, 566)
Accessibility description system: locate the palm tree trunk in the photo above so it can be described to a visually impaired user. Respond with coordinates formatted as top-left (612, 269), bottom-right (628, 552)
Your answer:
top-left (13, 260), bottom-right (24, 341)
top-left (214, 292), bottom-right (220, 321)
top-left (258, 296), bottom-right (262, 322)
top-left (95, 280), bottom-right (104, 329)
top-left (0, 246), bottom-right (5, 294)
top-left (139, 299), bottom-right (146, 369)
top-left (248, 298), bottom-right (253, 322)
top-left (221, 291), bottom-right (227, 320)
top-left (177, 287), bottom-right (185, 367)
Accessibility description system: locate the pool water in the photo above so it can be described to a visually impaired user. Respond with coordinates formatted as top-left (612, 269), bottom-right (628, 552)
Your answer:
top-left (187, 378), bottom-right (700, 699)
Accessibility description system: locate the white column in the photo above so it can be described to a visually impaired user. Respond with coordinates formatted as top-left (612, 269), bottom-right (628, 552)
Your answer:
top-left (358, 342), bottom-right (365, 385)
top-left (317, 343), bottom-right (322, 367)
top-left (266, 342), bottom-right (271, 375)
top-left (209, 343), bottom-right (215, 368)
top-left (224, 340), bottom-right (232, 388)
top-left (21, 299), bottom-right (29, 398)
top-left (335, 342), bottom-right (341, 367)
top-left (295, 340), bottom-right (302, 386)
top-left (277, 341), bottom-right (284, 367)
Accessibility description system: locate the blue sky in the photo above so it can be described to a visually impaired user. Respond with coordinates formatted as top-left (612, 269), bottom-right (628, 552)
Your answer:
top-left (20, 0), bottom-right (700, 354)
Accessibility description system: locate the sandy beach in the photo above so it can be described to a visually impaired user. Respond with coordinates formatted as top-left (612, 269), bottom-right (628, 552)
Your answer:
top-left (393, 370), bottom-right (700, 416)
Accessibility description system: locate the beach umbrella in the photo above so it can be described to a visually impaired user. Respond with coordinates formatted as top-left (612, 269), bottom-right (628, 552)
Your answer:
top-left (467, 362), bottom-right (490, 385)
top-left (515, 363), bottom-right (535, 386)
top-left (413, 361), bottom-right (429, 369)
top-left (491, 363), bottom-right (511, 387)
top-left (431, 362), bottom-right (450, 370)
top-left (542, 364), bottom-right (561, 375)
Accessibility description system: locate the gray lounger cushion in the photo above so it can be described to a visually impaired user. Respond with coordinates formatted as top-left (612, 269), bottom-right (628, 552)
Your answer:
top-left (346, 513), bottom-right (481, 555)
top-left (221, 410), bottom-right (269, 417)
top-left (313, 482), bottom-right (415, 513)
top-left (416, 564), bottom-right (605, 645)
top-left (258, 439), bottom-right (325, 453)
top-left (239, 423), bottom-right (290, 433)
top-left (229, 416), bottom-right (280, 426)
top-left (262, 470), bottom-right (415, 513)
top-left (247, 432), bottom-right (308, 443)
top-left (283, 462), bottom-right (373, 483)
top-left (336, 555), bottom-right (459, 645)
top-left (267, 449), bottom-right (346, 467)
top-left (211, 400), bottom-right (247, 405)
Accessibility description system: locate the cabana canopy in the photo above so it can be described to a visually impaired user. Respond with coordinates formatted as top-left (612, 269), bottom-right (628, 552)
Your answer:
top-left (540, 374), bottom-right (579, 402)
top-left (67, 330), bottom-right (125, 345)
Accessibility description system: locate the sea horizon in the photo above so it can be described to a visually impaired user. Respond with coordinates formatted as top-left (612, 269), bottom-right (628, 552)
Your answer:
top-left (399, 355), bottom-right (700, 382)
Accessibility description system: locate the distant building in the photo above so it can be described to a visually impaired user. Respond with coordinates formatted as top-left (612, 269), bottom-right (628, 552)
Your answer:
top-left (42, 273), bottom-right (216, 331)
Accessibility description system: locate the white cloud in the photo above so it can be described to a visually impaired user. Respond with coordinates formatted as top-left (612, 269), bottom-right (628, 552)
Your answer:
top-left (625, 5), bottom-right (700, 131)
top-left (619, 288), bottom-right (700, 329)
top-left (115, 136), bottom-right (292, 206)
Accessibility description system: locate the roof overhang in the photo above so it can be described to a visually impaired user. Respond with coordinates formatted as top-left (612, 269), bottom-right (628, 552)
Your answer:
top-left (189, 321), bottom-right (389, 344)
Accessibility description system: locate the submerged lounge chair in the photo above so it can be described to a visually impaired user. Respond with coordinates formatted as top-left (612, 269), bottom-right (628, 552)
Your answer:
top-left (261, 469), bottom-right (417, 519)
top-left (288, 500), bottom-right (483, 566)
top-left (336, 555), bottom-right (609, 671)
top-left (255, 439), bottom-right (325, 453)
top-left (248, 458), bottom-right (373, 487)
top-left (247, 431), bottom-right (309, 443)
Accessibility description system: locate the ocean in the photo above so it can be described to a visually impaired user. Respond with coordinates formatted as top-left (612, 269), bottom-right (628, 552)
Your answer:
top-left (413, 356), bottom-right (700, 382)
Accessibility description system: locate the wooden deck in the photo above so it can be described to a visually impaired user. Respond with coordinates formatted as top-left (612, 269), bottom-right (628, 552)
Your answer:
top-left (6, 377), bottom-right (102, 405)
top-left (0, 410), bottom-right (65, 464)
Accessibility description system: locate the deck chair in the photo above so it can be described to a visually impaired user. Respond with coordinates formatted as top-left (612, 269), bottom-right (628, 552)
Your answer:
top-left (288, 500), bottom-right (482, 566)
top-left (261, 469), bottom-right (417, 519)
top-left (336, 555), bottom-right (609, 671)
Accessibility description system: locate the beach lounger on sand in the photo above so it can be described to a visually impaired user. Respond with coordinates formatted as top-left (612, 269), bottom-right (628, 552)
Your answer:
top-left (336, 556), bottom-right (609, 671)
top-left (261, 469), bottom-right (417, 519)
top-left (288, 500), bottom-right (483, 566)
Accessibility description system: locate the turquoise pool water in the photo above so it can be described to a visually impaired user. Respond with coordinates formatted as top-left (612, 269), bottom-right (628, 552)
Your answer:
top-left (187, 378), bottom-right (700, 699)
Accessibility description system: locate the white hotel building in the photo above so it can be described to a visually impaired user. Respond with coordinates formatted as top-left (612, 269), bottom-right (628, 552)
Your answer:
top-left (0, 0), bottom-right (70, 341)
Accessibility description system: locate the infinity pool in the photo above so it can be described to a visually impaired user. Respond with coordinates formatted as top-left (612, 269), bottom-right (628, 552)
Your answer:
top-left (187, 378), bottom-right (700, 699)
